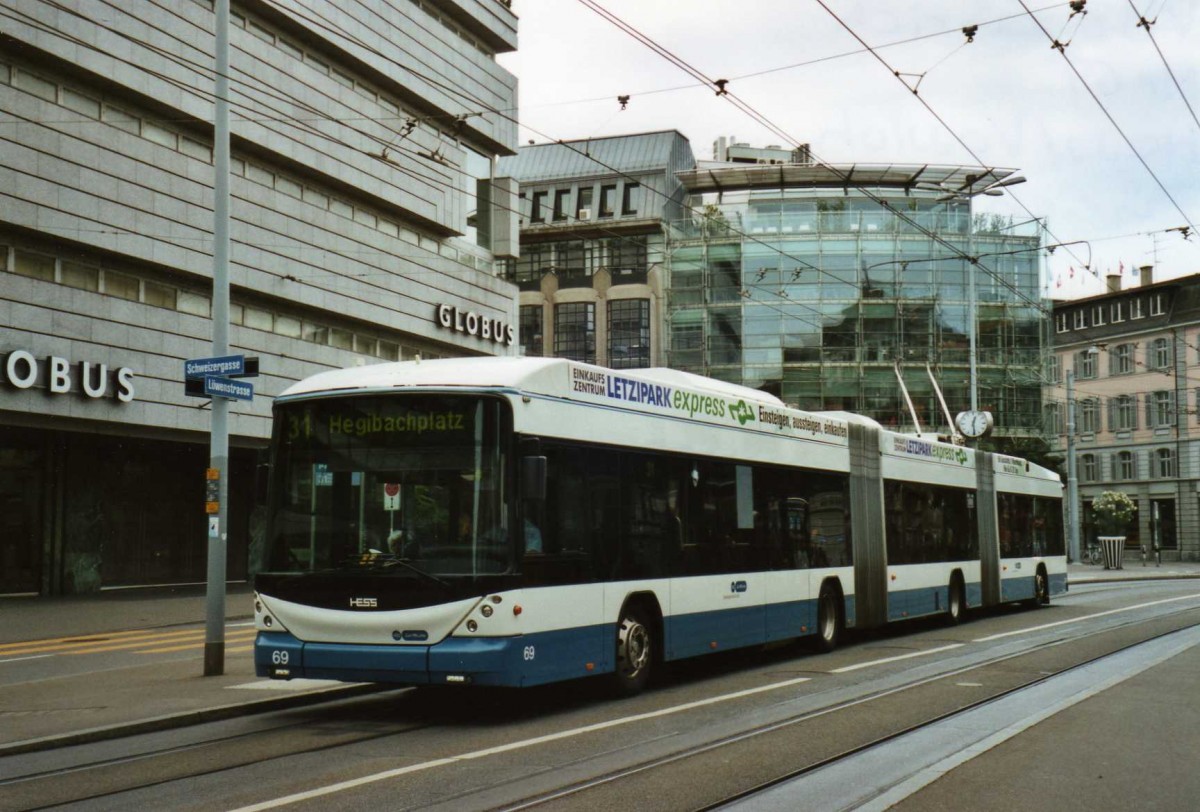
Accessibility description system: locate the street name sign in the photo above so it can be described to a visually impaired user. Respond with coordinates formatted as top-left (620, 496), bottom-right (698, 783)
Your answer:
top-left (185, 354), bottom-right (245, 379)
top-left (203, 376), bottom-right (254, 402)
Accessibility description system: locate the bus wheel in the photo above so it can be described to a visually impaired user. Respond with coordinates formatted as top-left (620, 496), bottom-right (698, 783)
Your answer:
top-left (946, 577), bottom-right (964, 625)
top-left (614, 606), bottom-right (653, 696)
top-left (1027, 568), bottom-right (1049, 608)
top-left (814, 585), bottom-right (841, 653)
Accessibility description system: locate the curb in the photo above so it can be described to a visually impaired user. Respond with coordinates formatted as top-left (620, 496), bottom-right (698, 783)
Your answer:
top-left (0, 682), bottom-right (393, 758)
top-left (1069, 573), bottom-right (1200, 585)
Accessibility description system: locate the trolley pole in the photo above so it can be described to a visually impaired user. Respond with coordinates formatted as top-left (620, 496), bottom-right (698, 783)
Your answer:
top-left (1065, 370), bottom-right (1081, 563)
top-left (204, 0), bottom-right (231, 677)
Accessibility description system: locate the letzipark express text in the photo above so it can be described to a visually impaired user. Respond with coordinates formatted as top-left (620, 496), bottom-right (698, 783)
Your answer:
top-left (570, 367), bottom-right (847, 439)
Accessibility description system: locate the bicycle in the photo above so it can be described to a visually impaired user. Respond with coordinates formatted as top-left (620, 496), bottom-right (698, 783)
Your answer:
top-left (1082, 544), bottom-right (1103, 565)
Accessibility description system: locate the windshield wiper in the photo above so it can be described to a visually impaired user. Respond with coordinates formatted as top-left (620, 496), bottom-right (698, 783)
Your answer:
top-left (378, 556), bottom-right (452, 589)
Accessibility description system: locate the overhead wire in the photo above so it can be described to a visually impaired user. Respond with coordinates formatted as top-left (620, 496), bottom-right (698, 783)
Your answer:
top-left (810, 0), bottom-right (1092, 280)
top-left (576, 0), bottom-right (1054, 322)
top-left (1125, 0), bottom-right (1200, 137)
top-left (1016, 0), bottom-right (1198, 236)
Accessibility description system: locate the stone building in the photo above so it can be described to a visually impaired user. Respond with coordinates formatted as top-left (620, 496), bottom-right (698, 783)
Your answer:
top-left (0, 1), bottom-right (520, 594)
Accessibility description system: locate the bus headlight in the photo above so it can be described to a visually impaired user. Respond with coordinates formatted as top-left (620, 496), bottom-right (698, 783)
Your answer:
top-left (466, 620), bottom-right (478, 632)
top-left (480, 604), bottom-right (493, 618)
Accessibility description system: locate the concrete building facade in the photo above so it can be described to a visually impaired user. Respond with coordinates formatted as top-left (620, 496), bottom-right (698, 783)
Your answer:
top-left (0, 0), bottom-right (520, 594)
top-left (497, 131), bottom-right (695, 368)
top-left (1049, 268), bottom-right (1200, 561)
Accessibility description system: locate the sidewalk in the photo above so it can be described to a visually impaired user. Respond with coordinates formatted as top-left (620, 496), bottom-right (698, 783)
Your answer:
top-left (0, 584), bottom-right (383, 756)
top-left (3, 562), bottom-right (1199, 757)
top-left (1066, 556), bottom-right (1200, 584)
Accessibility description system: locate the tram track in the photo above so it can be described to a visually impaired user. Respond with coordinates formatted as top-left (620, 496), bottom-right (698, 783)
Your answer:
top-left (489, 604), bottom-right (1200, 812)
top-left (0, 694), bottom-right (428, 811)
top-left (3, 597), bottom-right (1198, 812)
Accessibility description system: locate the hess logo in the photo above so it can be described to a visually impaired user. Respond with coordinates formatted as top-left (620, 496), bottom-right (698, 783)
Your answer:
top-left (349, 597), bottom-right (378, 608)
top-left (730, 580), bottom-right (748, 594)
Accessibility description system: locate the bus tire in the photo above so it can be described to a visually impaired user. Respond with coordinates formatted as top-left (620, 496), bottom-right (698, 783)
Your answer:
top-left (814, 583), bottom-right (842, 653)
top-left (945, 575), bottom-right (965, 625)
top-left (613, 604), bottom-right (654, 696)
top-left (1026, 566), bottom-right (1049, 609)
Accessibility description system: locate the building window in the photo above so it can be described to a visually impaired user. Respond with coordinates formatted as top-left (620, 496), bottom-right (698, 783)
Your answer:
top-left (1075, 349), bottom-right (1097, 379)
top-left (61, 261), bottom-right (99, 292)
top-left (1073, 310), bottom-right (1086, 329)
top-left (1080, 454), bottom-right (1098, 483)
top-left (1150, 338), bottom-right (1171, 370)
top-left (519, 305), bottom-right (543, 357)
top-left (621, 182), bottom-right (640, 216)
top-left (530, 191), bottom-right (547, 223)
top-left (1110, 394), bottom-right (1138, 431)
top-left (1156, 448), bottom-right (1176, 478)
top-left (1091, 305), bottom-right (1105, 326)
top-left (554, 302), bottom-right (595, 362)
top-left (553, 189), bottom-right (570, 222)
top-left (1116, 451), bottom-right (1135, 480)
top-left (104, 271), bottom-right (140, 301)
top-left (1130, 298), bottom-right (1144, 319)
top-left (576, 187), bottom-right (593, 219)
top-left (1055, 312), bottom-right (1068, 333)
top-left (1149, 390), bottom-right (1174, 427)
top-left (599, 185), bottom-right (616, 218)
top-left (1150, 293), bottom-right (1166, 316)
top-left (671, 319), bottom-right (704, 366)
top-left (1048, 354), bottom-right (1061, 383)
top-left (1110, 301), bottom-right (1124, 322)
top-left (1079, 398), bottom-right (1100, 434)
top-left (1111, 343), bottom-right (1134, 375)
top-left (608, 299), bottom-right (651, 369)
top-left (13, 249), bottom-right (55, 281)
top-left (1044, 402), bottom-right (1063, 435)
top-left (604, 235), bottom-right (648, 275)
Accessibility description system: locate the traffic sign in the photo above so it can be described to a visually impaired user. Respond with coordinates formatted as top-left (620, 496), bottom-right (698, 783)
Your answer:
top-left (204, 376), bottom-right (253, 401)
top-left (384, 482), bottom-right (400, 511)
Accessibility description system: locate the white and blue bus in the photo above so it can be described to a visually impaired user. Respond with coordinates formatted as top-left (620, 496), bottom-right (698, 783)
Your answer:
top-left (254, 358), bottom-right (1065, 694)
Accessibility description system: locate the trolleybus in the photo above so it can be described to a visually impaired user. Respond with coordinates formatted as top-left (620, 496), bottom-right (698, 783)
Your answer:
top-left (254, 357), bottom-right (1065, 694)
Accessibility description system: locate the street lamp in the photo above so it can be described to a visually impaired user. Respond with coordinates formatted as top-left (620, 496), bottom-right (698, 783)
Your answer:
top-left (1065, 368), bottom-right (1080, 563)
top-left (1065, 345), bottom-right (1099, 563)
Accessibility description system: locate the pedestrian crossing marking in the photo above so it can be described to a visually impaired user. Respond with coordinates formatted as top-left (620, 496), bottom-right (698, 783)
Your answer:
top-left (135, 630), bottom-right (258, 654)
top-left (0, 626), bottom-right (257, 657)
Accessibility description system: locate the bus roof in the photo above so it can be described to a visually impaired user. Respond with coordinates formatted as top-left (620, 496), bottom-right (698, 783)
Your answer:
top-left (278, 357), bottom-right (788, 407)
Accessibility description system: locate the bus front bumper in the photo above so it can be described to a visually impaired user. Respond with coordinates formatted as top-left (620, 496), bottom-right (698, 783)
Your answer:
top-left (254, 631), bottom-right (526, 687)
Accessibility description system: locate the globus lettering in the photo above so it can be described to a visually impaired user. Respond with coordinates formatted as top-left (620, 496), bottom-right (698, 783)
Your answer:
top-left (435, 304), bottom-right (515, 347)
top-left (1, 350), bottom-right (135, 402)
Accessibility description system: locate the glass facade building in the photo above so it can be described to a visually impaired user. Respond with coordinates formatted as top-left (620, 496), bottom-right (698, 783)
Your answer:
top-left (667, 163), bottom-right (1048, 435)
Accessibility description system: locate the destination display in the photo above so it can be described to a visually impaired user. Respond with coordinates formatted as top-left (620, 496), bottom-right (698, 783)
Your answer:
top-left (566, 363), bottom-right (848, 444)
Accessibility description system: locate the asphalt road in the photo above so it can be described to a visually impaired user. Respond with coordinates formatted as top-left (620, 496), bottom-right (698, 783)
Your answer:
top-left (2, 579), bottom-right (1199, 812)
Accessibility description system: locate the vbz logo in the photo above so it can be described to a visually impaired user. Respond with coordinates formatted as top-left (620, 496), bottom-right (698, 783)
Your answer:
top-left (730, 580), bottom-right (748, 594)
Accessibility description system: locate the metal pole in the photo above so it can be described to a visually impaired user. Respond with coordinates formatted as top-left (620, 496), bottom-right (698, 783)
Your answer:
top-left (1065, 370), bottom-right (1081, 563)
top-left (968, 256), bottom-right (978, 414)
top-left (205, 0), bottom-right (231, 677)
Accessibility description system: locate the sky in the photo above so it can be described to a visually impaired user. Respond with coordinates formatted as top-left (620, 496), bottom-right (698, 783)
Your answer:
top-left (497, 0), bottom-right (1200, 300)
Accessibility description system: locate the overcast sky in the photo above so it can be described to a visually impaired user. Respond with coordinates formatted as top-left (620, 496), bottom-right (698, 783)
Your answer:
top-left (497, 0), bottom-right (1200, 300)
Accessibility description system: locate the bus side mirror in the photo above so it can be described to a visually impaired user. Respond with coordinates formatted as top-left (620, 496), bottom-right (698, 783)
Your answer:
top-left (521, 456), bottom-right (547, 501)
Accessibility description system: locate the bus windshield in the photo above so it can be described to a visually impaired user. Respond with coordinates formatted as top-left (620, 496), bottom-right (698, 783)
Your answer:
top-left (262, 394), bottom-right (511, 578)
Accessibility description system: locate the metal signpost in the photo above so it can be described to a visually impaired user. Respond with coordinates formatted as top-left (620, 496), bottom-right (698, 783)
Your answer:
top-left (185, 350), bottom-right (258, 675)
